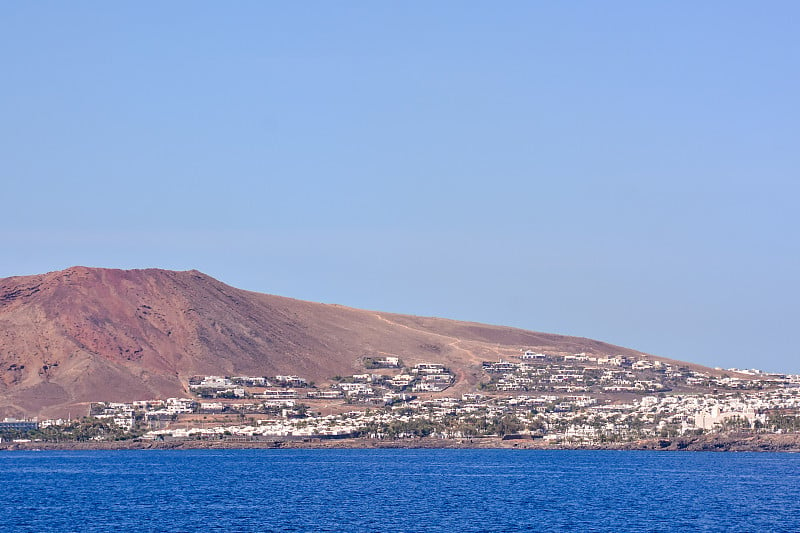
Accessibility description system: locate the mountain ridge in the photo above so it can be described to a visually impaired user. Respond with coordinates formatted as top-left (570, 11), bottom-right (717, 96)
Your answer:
top-left (0, 266), bottom-right (713, 418)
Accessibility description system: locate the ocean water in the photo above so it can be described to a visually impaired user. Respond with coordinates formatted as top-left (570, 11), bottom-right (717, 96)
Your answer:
top-left (1, 449), bottom-right (799, 532)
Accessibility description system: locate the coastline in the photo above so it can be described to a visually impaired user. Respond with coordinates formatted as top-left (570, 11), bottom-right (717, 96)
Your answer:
top-left (4, 432), bottom-right (800, 453)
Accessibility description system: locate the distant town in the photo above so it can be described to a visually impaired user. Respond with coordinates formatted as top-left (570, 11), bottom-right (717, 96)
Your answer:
top-left (3, 351), bottom-right (799, 447)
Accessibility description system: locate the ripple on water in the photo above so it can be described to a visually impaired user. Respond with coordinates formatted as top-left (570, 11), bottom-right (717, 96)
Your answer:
top-left (1, 449), bottom-right (799, 532)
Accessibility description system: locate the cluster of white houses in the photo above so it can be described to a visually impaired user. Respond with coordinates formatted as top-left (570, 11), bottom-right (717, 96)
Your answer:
top-left (74, 367), bottom-right (800, 444)
top-left (188, 375), bottom-right (310, 398)
top-left (186, 363), bottom-right (455, 403)
top-left (6, 348), bottom-right (800, 444)
top-left (131, 385), bottom-right (800, 443)
top-left (481, 351), bottom-right (776, 394)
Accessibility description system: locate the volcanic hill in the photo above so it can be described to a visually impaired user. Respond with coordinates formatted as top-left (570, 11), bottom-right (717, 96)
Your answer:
top-left (0, 267), bottom-right (710, 418)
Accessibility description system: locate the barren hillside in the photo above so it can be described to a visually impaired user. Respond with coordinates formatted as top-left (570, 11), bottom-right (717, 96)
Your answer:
top-left (0, 266), bottom-right (708, 417)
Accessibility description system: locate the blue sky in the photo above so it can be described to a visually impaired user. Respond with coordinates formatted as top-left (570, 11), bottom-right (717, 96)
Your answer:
top-left (2, 2), bottom-right (798, 373)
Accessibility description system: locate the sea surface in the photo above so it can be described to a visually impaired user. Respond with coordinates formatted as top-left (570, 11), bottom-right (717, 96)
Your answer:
top-left (1, 449), bottom-right (799, 532)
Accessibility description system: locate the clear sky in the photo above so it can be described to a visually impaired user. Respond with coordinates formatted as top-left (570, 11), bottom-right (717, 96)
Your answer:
top-left (2, 2), bottom-right (798, 373)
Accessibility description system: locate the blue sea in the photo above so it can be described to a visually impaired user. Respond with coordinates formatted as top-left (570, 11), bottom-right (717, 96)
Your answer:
top-left (1, 449), bottom-right (799, 532)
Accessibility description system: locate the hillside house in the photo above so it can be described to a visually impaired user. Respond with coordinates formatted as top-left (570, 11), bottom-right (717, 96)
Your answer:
top-left (521, 351), bottom-right (548, 361)
top-left (413, 363), bottom-right (447, 375)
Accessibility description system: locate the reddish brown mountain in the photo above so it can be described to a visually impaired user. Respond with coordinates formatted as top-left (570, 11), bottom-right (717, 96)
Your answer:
top-left (1, 266), bottom-right (680, 418)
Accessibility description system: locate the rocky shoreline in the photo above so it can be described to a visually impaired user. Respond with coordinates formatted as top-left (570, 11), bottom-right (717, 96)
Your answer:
top-left (4, 432), bottom-right (800, 452)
